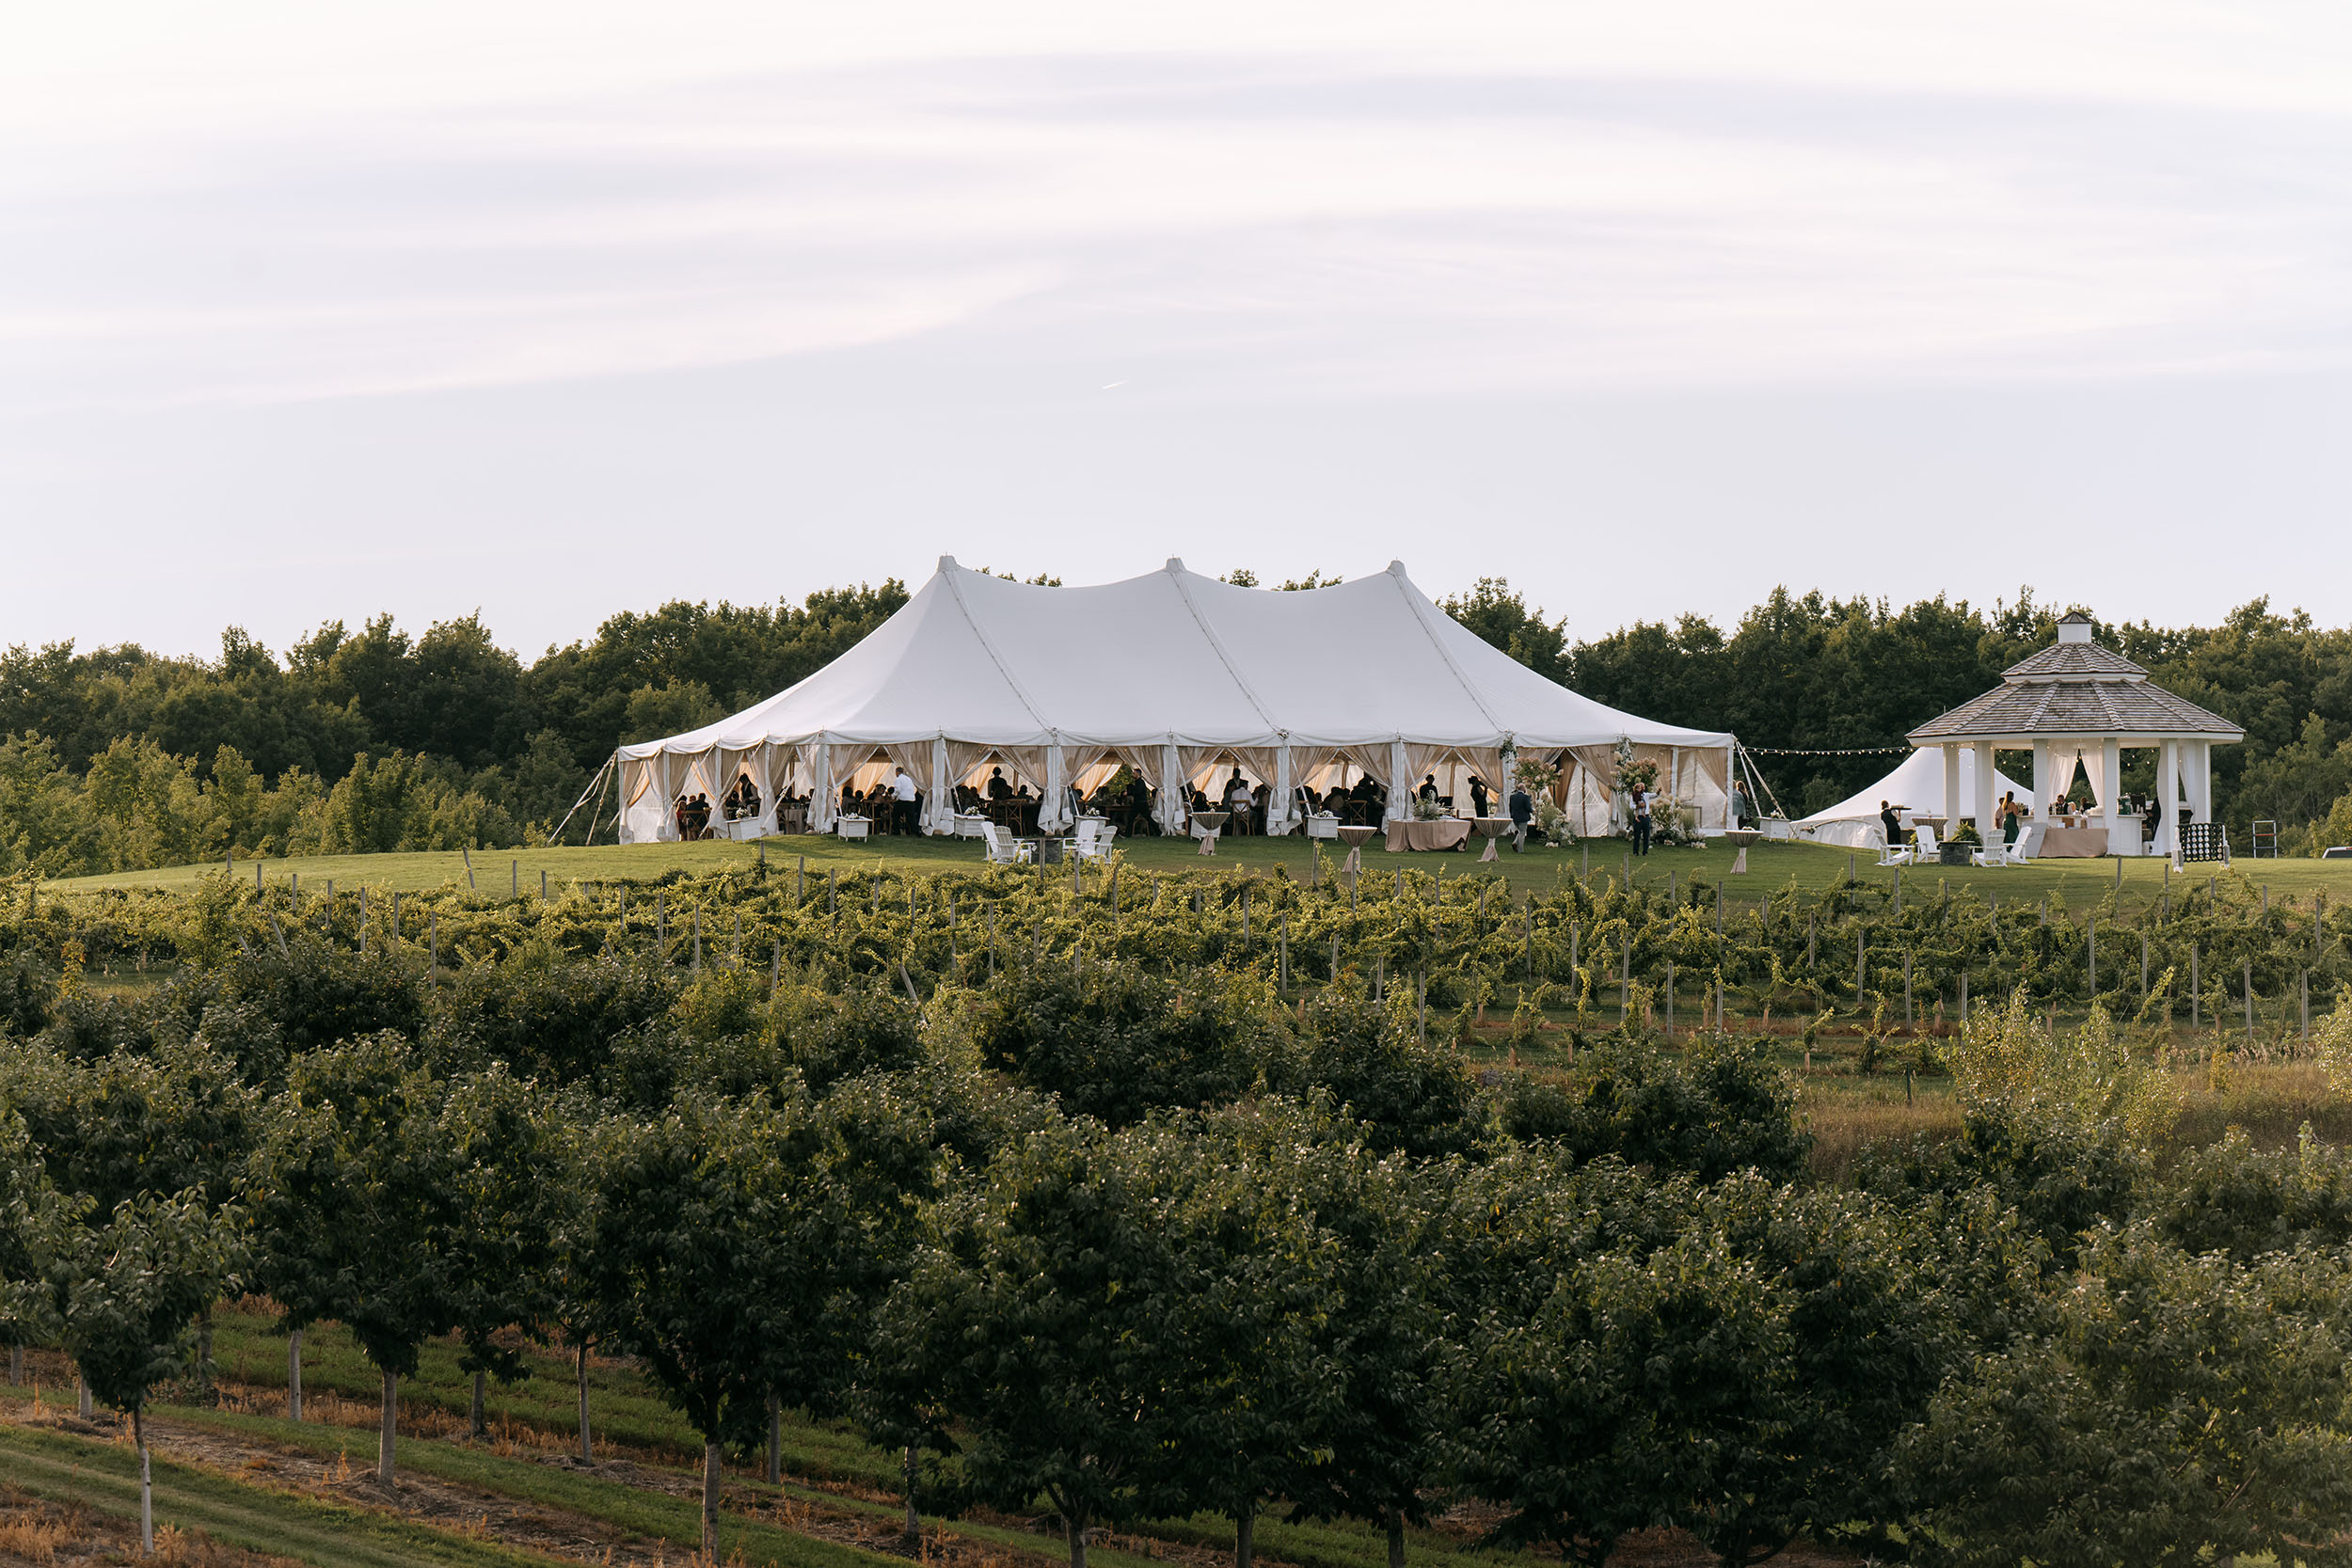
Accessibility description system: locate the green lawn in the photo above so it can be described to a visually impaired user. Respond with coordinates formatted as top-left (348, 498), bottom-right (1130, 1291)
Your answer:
top-left (168, 1309), bottom-right (1539, 1568)
top-left (0, 1421), bottom-right (562, 1568)
top-left (44, 832), bottom-right (2352, 913)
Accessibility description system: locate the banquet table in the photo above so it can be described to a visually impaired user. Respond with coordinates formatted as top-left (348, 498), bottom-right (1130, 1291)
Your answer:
top-left (1385, 818), bottom-right (1471, 852)
top-left (2038, 826), bottom-right (2109, 858)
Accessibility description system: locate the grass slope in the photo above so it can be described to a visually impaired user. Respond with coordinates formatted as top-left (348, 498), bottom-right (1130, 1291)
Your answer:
top-left (0, 1423), bottom-right (558, 1568)
top-left (46, 834), bottom-right (2352, 913)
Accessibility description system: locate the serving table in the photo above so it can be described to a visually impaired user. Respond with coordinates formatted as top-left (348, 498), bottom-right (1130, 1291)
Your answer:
top-left (1385, 818), bottom-right (1471, 853)
top-left (2038, 825), bottom-right (2109, 858)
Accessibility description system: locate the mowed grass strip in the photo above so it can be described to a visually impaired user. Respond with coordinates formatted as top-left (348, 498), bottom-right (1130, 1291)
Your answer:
top-left (48, 833), bottom-right (2352, 911)
top-left (177, 1313), bottom-right (1504, 1568)
top-left (0, 1423), bottom-right (557, 1568)
top-left (164, 1407), bottom-right (961, 1568)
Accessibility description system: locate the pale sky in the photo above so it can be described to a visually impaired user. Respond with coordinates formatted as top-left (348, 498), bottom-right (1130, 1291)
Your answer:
top-left (5, 2), bottom-right (2350, 662)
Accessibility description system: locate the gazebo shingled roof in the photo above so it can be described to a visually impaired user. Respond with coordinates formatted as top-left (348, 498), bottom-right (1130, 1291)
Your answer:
top-left (1907, 613), bottom-right (2241, 744)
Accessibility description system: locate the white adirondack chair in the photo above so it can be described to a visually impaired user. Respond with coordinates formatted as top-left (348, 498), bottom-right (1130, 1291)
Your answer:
top-left (1073, 817), bottom-right (1118, 863)
top-left (979, 821), bottom-right (1031, 864)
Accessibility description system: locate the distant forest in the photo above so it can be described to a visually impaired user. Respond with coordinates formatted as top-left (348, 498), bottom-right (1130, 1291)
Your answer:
top-left (6, 575), bottom-right (2351, 876)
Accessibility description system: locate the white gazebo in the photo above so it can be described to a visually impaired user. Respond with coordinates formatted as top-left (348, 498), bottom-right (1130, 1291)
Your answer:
top-left (1905, 611), bottom-right (2243, 858)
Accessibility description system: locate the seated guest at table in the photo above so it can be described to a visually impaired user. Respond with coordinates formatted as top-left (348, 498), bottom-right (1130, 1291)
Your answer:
top-left (1191, 785), bottom-right (1211, 816)
top-left (987, 767), bottom-right (1014, 801)
top-left (1419, 774), bottom-right (1438, 802)
top-left (1225, 773), bottom-right (1254, 834)
top-left (1880, 800), bottom-right (1904, 848)
top-left (1469, 775), bottom-right (1490, 819)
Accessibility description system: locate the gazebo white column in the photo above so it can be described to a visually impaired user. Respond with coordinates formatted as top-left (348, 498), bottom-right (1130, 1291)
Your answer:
top-left (1941, 745), bottom-right (1961, 833)
top-left (2188, 740), bottom-right (2213, 826)
top-left (1973, 740), bottom-right (1995, 839)
top-left (2155, 740), bottom-right (2180, 856)
top-left (2100, 738), bottom-right (2124, 853)
top-left (2030, 739), bottom-right (2051, 820)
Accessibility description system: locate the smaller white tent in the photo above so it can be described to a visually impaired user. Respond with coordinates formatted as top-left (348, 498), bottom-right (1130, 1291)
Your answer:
top-left (1794, 749), bottom-right (2026, 849)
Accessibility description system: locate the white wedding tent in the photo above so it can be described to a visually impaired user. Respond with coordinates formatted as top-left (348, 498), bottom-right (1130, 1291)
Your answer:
top-left (1794, 747), bottom-right (2026, 849)
top-left (611, 558), bottom-right (1739, 842)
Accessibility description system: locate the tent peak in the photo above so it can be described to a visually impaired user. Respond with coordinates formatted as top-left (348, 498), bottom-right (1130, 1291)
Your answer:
top-left (938, 554), bottom-right (959, 572)
top-left (1165, 557), bottom-right (1184, 572)
top-left (1387, 560), bottom-right (1407, 577)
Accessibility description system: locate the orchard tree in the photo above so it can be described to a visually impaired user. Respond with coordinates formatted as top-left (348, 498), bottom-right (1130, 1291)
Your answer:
top-left (871, 1115), bottom-right (1186, 1568)
top-left (0, 1037), bottom-right (260, 1397)
top-left (0, 1110), bottom-right (75, 1386)
top-left (251, 1034), bottom-right (468, 1495)
top-left (590, 1082), bottom-right (935, 1561)
top-left (1899, 1228), bottom-right (2352, 1568)
top-left (1151, 1100), bottom-right (1408, 1568)
top-left (50, 1190), bottom-right (241, 1555)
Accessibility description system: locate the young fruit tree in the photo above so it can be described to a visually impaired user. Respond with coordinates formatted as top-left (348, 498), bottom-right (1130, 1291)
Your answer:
top-left (870, 1116), bottom-right (1187, 1568)
top-left (588, 1083), bottom-right (934, 1563)
top-left (250, 1038), bottom-right (540, 1485)
top-left (52, 1190), bottom-right (243, 1555)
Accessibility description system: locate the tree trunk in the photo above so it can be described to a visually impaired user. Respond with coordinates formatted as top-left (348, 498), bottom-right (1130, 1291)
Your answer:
top-left (288, 1329), bottom-right (302, 1421)
top-left (702, 1441), bottom-right (723, 1564)
top-left (765, 1395), bottom-right (781, 1484)
top-left (196, 1303), bottom-right (215, 1403)
top-left (1067, 1505), bottom-right (1089, 1568)
top-left (576, 1340), bottom-right (593, 1462)
top-left (1234, 1504), bottom-right (1254, 1568)
top-left (135, 1407), bottom-right (152, 1556)
top-left (9, 1342), bottom-right (20, 1386)
top-left (1386, 1510), bottom-right (1406, 1568)
top-left (470, 1369), bottom-right (486, 1438)
top-left (903, 1443), bottom-right (919, 1537)
top-left (77, 1370), bottom-right (91, 1419)
top-left (377, 1367), bottom-right (398, 1485)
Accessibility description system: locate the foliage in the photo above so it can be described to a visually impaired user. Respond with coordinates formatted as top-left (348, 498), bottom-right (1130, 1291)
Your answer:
top-left (2153, 1125), bottom-right (2352, 1262)
top-left (1944, 990), bottom-right (2180, 1150)
top-left (1899, 1227), bottom-right (2352, 1568)
top-left (1490, 1031), bottom-right (1810, 1182)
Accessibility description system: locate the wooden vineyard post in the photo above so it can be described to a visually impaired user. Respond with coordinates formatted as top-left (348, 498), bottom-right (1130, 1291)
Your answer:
top-left (358, 886), bottom-right (369, 954)
top-left (1279, 915), bottom-right (1290, 993)
top-left (771, 940), bottom-right (782, 995)
top-left (2088, 916), bottom-right (2096, 998)
top-left (1960, 969), bottom-right (1968, 1024)
top-left (1621, 928), bottom-right (1631, 1022)
top-left (691, 911), bottom-right (702, 972)
top-left (429, 912), bottom-right (439, 985)
top-left (1665, 962), bottom-right (1676, 1037)
top-left (2191, 945), bottom-right (2201, 1028)
top-left (797, 855), bottom-right (805, 900)
top-left (1904, 951), bottom-right (1913, 1029)
top-left (656, 892), bottom-right (666, 959)
top-left (2245, 958), bottom-right (2255, 1041)
top-left (511, 860), bottom-right (518, 900)
top-left (1855, 927), bottom-right (1866, 1016)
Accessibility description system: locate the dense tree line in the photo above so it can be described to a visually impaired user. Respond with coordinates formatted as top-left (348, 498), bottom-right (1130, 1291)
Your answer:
top-left (8, 872), bottom-right (2352, 1565)
top-left (9, 574), bottom-right (2352, 877)
top-left (0, 585), bottom-right (909, 875)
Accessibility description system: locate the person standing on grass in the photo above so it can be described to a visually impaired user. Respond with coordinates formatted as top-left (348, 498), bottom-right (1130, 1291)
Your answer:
top-left (1629, 786), bottom-right (1653, 856)
top-left (1508, 782), bottom-right (1534, 850)
top-left (893, 768), bottom-right (920, 835)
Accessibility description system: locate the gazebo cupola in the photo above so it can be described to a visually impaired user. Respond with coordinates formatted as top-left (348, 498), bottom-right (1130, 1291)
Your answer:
top-left (1905, 610), bottom-right (2244, 857)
